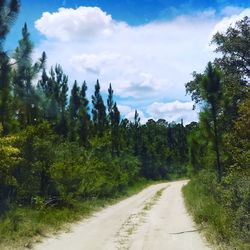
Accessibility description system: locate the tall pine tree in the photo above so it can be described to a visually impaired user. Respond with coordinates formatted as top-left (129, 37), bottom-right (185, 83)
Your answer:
top-left (0, 0), bottom-right (20, 134)
top-left (69, 80), bottom-right (80, 140)
top-left (78, 81), bottom-right (90, 146)
top-left (92, 80), bottom-right (107, 136)
top-left (13, 23), bottom-right (45, 127)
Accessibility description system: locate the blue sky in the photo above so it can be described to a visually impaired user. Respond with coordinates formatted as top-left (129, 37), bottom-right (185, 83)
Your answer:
top-left (8, 0), bottom-right (250, 47)
top-left (6, 0), bottom-right (250, 123)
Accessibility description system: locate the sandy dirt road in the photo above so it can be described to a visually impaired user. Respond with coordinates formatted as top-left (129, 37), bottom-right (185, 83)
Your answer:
top-left (34, 180), bottom-right (210, 250)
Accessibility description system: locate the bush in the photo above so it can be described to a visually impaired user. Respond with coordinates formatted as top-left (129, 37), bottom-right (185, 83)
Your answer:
top-left (14, 122), bottom-right (57, 204)
top-left (183, 170), bottom-right (250, 249)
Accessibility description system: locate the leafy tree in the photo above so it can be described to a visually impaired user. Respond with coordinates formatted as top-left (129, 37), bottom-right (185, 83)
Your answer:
top-left (15, 122), bottom-right (57, 202)
top-left (0, 131), bottom-right (21, 206)
top-left (212, 16), bottom-right (250, 80)
top-left (212, 17), bottom-right (250, 130)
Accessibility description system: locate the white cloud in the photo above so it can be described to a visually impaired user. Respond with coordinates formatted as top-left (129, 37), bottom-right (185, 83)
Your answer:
top-left (34, 6), bottom-right (249, 124)
top-left (117, 104), bottom-right (132, 115)
top-left (147, 101), bottom-right (198, 124)
top-left (35, 7), bottom-right (216, 99)
top-left (211, 8), bottom-right (250, 36)
top-left (35, 7), bottom-right (127, 42)
top-left (69, 52), bottom-right (121, 75)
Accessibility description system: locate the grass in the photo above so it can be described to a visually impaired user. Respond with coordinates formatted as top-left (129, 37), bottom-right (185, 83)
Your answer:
top-left (182, 178), bottom-right (250, 250)
top-left (143, 187), bottom-right (166, 211)
top-left (0, 179), bottom-right (158, 250)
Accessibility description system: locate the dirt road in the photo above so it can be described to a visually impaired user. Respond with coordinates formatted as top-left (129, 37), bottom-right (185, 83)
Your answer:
top-left (34, 180), bottom-right (210, 250)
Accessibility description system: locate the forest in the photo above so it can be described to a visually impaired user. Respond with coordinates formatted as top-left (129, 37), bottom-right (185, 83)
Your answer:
top-left (0, 0), bottom-right (188, 239)
top-left (0, 1), bottom-right (249, 249)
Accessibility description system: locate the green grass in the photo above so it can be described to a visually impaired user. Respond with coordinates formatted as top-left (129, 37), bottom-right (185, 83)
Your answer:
top-left (182, 178), bottom-right (250, 250)
top-left (143, 187), bottom-right (166, 211)
top-left (0, 179), bottom-right (158, 250)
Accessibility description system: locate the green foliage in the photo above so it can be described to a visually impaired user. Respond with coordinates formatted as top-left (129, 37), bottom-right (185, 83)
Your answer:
top-left (212, 16), bottom-right (250, 80)
top-left (183, 172), bottom-right (250, 249)
top-left (92, 80), bottom-right (107, 136)
top-left (0, 132), bottom-right (21, 208)
top-left (186, 62), bottom-right (224, 181)
top-left (185, 15), bottom-right (250, 249)
top-left (15, 122), bottom-right (57, 203)
top-left (13, 23), bottom-right (45, 127)
top-left (0, 180), bottom-right (152, 249)
top-left (0, 1), bottom-right (192, 247)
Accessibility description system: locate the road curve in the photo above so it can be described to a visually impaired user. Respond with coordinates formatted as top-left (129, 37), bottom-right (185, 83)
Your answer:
top-left (34, 180), bottom-right (210, 250)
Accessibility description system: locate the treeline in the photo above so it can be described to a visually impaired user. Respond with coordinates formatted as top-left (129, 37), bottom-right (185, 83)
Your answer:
top-left (0, 1), bottom-right (188, 211)
top-left (184, 17), bottom-right (250, 248)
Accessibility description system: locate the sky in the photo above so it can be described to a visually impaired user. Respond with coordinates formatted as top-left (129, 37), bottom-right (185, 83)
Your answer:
top-left (6, 0), bottom-right (250, 124)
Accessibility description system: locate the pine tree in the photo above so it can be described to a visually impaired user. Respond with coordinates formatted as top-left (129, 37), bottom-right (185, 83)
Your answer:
top-left (0, 55), bottom-right (12, 134)
top-left (0, 0), bottom-right (20, 134)
top-left (78, 81), bottom-right (90, 146)
top-left (55, 65), bottom-right (68, 136)
top-left (13, 23), bottom-right (45, 127)
top-left (92, 80), bottom-right (107, 136)
top-left (107, 83), bottom-right (114, 124)
top-left (69, 80), bottom-right (80, 140)
top-left (201, 62), bottom-right (223, 182)
top-left (133, 110), bottom-right (141, 156)
top-left (38, 64), bottom-right (69, 136)
top-left (111, 102), bottom-right (120, 156)
top-left (0, 0), bottom-right (20, 51)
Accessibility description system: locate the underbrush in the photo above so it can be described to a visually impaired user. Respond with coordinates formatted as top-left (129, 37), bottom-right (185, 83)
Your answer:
top-left (0, 179), bottom-right (154, 250)
top-left (182, 171), bottom-right (250, 250)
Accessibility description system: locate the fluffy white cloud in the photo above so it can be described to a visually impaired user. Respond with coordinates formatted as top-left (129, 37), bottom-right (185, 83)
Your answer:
top-left (35, 7), bottom-right (216, 99)
top-left (147, 101), bottom-right (198, 124)
top-left (34, 6), bottom-right (249, 124)
top-left (35, 7), bottom-right (125, 41)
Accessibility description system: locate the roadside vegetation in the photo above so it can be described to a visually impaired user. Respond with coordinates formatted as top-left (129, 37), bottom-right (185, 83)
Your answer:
top-left (0, 1), bottom-right (188, 248)
top-left (1, 1), bottom-right (249, 249)
top-left (183, 17), bottom-right (250, 249)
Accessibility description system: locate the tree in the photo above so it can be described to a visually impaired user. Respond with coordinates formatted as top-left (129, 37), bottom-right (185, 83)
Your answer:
top-left (107, 83), bottom-right (114, 124)
top-left (186, 62), bottom-right (223, 182)
top-left (212, 16), bottom-right (250, 81)
top-left (38, 64), bottom-right (69, 135)
top-left (0, 0), bottom-right (20, 51)
top-left (78, 81), bottom-right (90, 146)
top-left (133, 110), bottom-right (141, 156)
top-left (111, 102), bottom-right (120, 156)
top-left (212, 17), bottom-right (250, 130)
top-left (0, 131), bottom-right (21, 204)
top-left (0, 0), bottom-right (20, 135)
top-left (0, 54), bottom-right (12, 134)
top-left (13, 23), bottom-right (45, 127)
top-left (68, 80), bottom-right (80, 140)
top-left (92, 80), bottom-right (107, 136)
